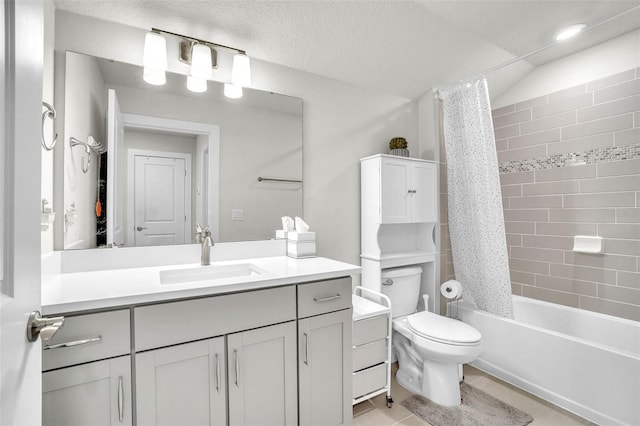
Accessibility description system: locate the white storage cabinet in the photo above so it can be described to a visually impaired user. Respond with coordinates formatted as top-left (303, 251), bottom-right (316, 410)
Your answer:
top-left (352, 287), bottom-right (393, 407)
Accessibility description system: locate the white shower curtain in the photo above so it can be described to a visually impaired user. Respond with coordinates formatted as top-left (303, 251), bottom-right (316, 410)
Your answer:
top-left (441, 77), bottom-right (514, 318)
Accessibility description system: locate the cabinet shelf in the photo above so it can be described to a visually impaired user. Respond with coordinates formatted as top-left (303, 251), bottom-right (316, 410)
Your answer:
top-left (361, 251), bottom-right (436, 269)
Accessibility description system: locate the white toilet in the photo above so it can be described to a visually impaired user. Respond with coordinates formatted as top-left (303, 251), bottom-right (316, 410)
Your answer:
top-left (381, 266), bottom-right (482, 407)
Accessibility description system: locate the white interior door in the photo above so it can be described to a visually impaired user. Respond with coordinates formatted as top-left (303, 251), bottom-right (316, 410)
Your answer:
top-left (1, 1), bottom-right (44, 424)
top-left (130, 152), bottom-right (190, 246)
top-left (107, 89), bottom-right (125, 246)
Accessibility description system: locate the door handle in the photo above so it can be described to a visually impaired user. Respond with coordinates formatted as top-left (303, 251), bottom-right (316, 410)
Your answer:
top-left (136, 226), bottom-right (147, 231)
top-left (27, 311), bottom-right (64, 342)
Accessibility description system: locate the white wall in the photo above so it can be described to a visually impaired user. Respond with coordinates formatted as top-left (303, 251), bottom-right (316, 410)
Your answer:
top-left (54, 11), bottom-right (417, 266)
top-left (494, 29), bottom-right (640, 108)
top-left (62, 53), bottom-right (106, 249)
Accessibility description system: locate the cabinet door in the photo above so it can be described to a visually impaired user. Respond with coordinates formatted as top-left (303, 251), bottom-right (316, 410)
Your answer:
top-left (299, 309), bottom-right (352, 426)
top-left (228, 322), bottom-right (297, 426)
top-left (43, 355), bottom-right (132, 426)
top-left (136, 337), bottom-right (226, 426)
top-left (380, 158), bottom-right (412, 223)
top-left (411, 161), bottom-right (438, 222)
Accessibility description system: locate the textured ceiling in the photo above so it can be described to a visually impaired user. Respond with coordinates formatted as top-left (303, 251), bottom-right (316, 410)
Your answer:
top-left (54, 0), bottom-right (640, 99)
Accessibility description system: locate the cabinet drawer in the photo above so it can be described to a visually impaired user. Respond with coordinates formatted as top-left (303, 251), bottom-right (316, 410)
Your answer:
top-left (353, 315), bottom-right (387, 347)
top-left (135, 286), bottom-right (296, 351)
top-left (297, 277), bottom-right (352, 318)
top-left (352, 363), bottom-right (386, 399)
top-left (353, 338), bottom-right (386, 372)
top-left (43, 310), bottom-right (130, 371)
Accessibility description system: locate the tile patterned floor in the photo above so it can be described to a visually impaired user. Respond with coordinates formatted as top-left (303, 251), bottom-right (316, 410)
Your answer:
top-left (352, 363), bottom-right (594, 426)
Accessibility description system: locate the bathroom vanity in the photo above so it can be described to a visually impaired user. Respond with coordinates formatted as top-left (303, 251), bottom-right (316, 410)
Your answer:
top-left (40, 243), bottom-right (359, 426)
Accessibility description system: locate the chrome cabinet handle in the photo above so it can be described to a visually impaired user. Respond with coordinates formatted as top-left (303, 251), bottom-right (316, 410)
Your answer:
top-left (136, 226), bottom-right (147, 231)
top-left (313, 294), bottom-right (341, 303)
top-left (304, 333), bottom-right (309, 365)
top-left (117, 376), bottom-right (124, 423)
top-left (215, 354), bottom-right (220, 392)
top-left (234, 349), bottom-right (240, 387)
top-left (43, 335), bottom-right (102, 350)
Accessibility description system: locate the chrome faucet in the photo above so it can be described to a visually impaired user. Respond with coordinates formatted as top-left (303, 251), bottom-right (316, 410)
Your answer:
top-left (201, 227), bottom-right (213, 266)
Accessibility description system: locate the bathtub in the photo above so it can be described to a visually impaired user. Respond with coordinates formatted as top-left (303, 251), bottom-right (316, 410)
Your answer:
top-left (457, 295), bottom-right (640, 426)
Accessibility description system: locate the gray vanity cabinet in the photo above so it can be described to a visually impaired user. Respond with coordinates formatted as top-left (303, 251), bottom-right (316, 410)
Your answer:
top-left (227, 322), bottom-right (298, 426)
top-left (43, 356), bottom-right (132, 426)
top-left (297, 277), bottom-right (353, 426)
top-left (41, 310), bottom-right (132, 426)
top-left (136, 337), bottom-right (226, 426)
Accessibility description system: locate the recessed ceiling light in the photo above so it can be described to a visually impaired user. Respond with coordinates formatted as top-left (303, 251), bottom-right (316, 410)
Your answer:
top-left (555, 24), bottom-right (587, 41)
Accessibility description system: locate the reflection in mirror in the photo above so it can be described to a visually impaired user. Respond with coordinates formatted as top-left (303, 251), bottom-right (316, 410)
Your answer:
top-left (60, 51), bottom-right (303, 250)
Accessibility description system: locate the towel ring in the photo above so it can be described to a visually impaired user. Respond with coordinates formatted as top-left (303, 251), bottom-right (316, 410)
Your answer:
top-left (41, 101), bottom-right (57, 151)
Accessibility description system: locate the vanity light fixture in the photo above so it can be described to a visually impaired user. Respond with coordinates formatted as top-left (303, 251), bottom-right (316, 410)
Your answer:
top-left (187, 75), bottom-right (207, 93)
top-left (555, 24), bottom-right (587, 41)
top-left (142, 31), bottom-right (168, 85)
top-left (224, 83), bottom-right (243, 99)
top-left (145, 27), bottom-right (251, 98)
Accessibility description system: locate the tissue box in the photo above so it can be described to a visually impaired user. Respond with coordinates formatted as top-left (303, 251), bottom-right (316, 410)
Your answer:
top-left (275, 230), bottom-right (289, 240)
top-left (287, 231), bottom-right (316, 241)
top-left (287, 232), bottom-right (316, 258)
top-left (287, 240), bottom-right (316, 258)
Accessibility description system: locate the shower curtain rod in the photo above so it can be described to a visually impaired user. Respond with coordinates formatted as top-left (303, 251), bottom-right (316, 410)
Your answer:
top-left (433, 4), bottom-right (640, 96)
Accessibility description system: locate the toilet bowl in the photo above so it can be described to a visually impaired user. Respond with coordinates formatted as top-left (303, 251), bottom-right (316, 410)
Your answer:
top-left (380, 267), bottom-right (482, 407)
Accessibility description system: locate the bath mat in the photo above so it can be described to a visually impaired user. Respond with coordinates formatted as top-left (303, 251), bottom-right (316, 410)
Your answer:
top-left (401, 382), bottom-right (533, 426)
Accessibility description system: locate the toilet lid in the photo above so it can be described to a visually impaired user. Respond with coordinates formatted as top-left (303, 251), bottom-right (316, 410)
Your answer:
top-left (407, 311), bottom-right (481, 345)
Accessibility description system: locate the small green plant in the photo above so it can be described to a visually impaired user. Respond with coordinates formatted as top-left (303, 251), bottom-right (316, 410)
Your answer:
top-left (389, 137), bottom-right (408, 150)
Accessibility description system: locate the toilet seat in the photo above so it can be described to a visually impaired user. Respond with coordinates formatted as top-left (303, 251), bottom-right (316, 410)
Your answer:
top-left (407, 311), bottom-right (481, 346)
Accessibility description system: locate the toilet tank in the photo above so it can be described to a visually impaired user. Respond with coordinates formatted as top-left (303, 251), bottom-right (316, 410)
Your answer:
top-left (380, 266), bottom-right (422, 318)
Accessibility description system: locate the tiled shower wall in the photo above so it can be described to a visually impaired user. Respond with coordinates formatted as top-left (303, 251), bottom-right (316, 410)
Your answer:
top-left (440, 68), bottom-right (640, 321)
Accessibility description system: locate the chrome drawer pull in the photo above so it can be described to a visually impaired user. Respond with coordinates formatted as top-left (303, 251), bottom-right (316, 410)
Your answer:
top-left (43, 335), bottom-right (102, 350)
top-left (304, 333), bottom-right (309, 365)
top-left (313, 294), bottom-right (341, 303)
top-left (234, 349), bottom-right (240, 387)
top-left (117, 376), bottom-right (124, 423)
top-left (215, 354), bottom-right (221, 392)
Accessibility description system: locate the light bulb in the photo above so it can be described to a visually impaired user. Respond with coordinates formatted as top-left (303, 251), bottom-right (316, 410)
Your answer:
top-left (555, 24), bottom-right (586, 41)
top-left (143, 31), bottom-right (167, 71)
top-left (143, 67), bottom-right (166, 85)
top-left (187, 75), bottom-right (207, 93)
top-left (224, 83), bottom-right (243, 99)
top-left (191, 43), bottom-right (212, 80)
top-left (231, 53), bottom-right (251, 87)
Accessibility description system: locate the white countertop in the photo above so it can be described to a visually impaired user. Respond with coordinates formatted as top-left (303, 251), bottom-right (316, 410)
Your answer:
top-left (42, 256), bottom-right (361, 315)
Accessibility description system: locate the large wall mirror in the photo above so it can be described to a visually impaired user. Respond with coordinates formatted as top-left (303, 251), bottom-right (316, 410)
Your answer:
top-left (57, 51), bottom-right (303, 250)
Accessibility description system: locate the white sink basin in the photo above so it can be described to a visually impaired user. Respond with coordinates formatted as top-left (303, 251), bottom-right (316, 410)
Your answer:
top-left (159, 263), bottom-right (266, 285)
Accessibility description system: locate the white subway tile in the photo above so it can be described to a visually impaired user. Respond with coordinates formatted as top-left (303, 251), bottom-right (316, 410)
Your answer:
top-left (535, 164), bottom-right (596, 182)
top-left (594, 78), bottom-right (640, 104)
top-left (521, 111), bottom-right (576, 135)
top-left (533, 93), bottom-right (593, 120)
top-left (604, 239), bottom-right (640, 256)
top-left (617, 208), bottom-right (640, 223)
top-left (493, 108), bottom-right (532, 129)
top-left (536, 222), bottom-right (598, 236)
top-left (509, 258), bottom-right (550, 274)
top-left (550, 263), bottom-right (616, 285)
top-left (549, 208), bottom-right (615, 223)
top-left (523, 286), bottom-right (579, 308)
top-left (565, 251), bottom-right (637, 272)
top-left (561, 114), bottom-right (633, 140)
top-left (508, 128), bottom-right (560, 149)
top-left (523, 234), bottom-right (573, 250)
top-left (498, 145), bottom-right (547, 163)
top-left (505, 221), bottom-right (536, 234)
top-left (500, 171), bottom-right (534, 185)
top-left (618, 271), bottom-right (640, 289)
top-left (494, 123), bottom-right (520, 140)
top-left (523, 181), bottom-right (579, 196)
top-left (597, 283), bottom-right (640, 305)
top-left (598, 223), bottom-right (640, 239)
top-left (578, 94), bottom-right (640, 122)
top-left (511, 246), bottom-right (564, 263)
top-left (580, 175), bottom-right (640, 193)
top-left (535, 275), bottom-right (597, 296)
top-left (563, 192), bottom-right (636, 208)
top-left (597, 158), bottom-right (640, 177)
top-left (547, 133), bottom-right (613, 156)
top-left (580, 296), bottom-right (640, 321)
top-left (510, 195), bottom-right (562, 209)
top-left (504, 209), bottom-right (549, 222)
top-left (614, 128), bottom-right (640, 146)
top-left (500, 184), bottom-right (522, 197)
top-left (510, 270), bottom-right (534, 285)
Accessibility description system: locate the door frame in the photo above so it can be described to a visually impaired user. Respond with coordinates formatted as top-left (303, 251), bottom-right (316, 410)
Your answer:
top-left (120, 113), bottom-right (220, 242)
top-left (126, 149), bottom-right (192, 247)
